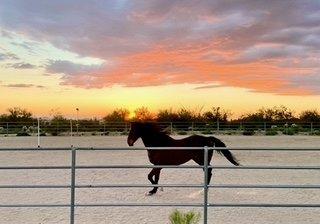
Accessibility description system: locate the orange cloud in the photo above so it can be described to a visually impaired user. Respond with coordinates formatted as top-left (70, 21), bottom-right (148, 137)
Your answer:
top-left (59, 43), bottom-right (314, 95)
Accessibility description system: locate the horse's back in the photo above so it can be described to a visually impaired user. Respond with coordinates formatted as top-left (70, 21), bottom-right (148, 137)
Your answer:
top-left (174, 134), bottom-right (225, 147)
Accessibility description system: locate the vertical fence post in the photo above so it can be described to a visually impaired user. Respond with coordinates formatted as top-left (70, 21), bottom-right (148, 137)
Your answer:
top-left (216, 119), bottom-right (219, 131)
top-left (203, 146), bottom-right (209, 224)
top-left (70, 120), bottom-right (73, 147)
top-left (170, 122), bottom-right (173, 134)
top-left (311, 122), bottom-right (313, 134)
top-left (264, 122), bottom-right (266, 132)
top-left (6, 122), bottom-right (9, 136)
top-left (70, 147), bottom-right (76, 224)
top-left (37, 118), bottom-right (40, 148)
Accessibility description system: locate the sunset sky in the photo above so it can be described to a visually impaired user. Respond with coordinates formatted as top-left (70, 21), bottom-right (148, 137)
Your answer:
top-left (0, 0), bottom-right (319, 118)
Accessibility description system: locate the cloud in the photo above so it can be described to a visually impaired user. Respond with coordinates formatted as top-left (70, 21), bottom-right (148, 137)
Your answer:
top-left (0, 0), bottom-right (319, 95)
top-left (2, 83), bottom-right (45, 88)
top-left (45, 60), bottom-right (103, 75)
top-left (289, 73), bottom-right (320, 94)
top-left (5, 62), bottom-right (36, 69)
top-left (194, 84), bottom-right (226, 90)
top-left (0, 52), bottom-right (19, 61)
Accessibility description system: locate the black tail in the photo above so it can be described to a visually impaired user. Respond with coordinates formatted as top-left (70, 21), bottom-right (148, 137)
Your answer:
top-left (217, 149), bottom-right (240, 166)
top-left (211, 137), bottom-right (240, 166)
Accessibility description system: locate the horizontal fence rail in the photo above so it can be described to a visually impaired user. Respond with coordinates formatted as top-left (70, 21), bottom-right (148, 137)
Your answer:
top-left (0, 147), bottom-right (320, 224)
top-left (1, 121), bottom-right (320, 138)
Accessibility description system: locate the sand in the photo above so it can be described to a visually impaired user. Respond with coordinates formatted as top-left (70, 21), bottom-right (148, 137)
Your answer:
top-left (0, 135), bottom-right (320, 224)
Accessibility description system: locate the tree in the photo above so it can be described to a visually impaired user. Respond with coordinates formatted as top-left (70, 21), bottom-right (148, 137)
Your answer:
top-left (45, 109), bottom-right (70, 135)
top-left (203, 107), bottom-right (230, 122)
top-left (1, 107), bottom-right (34, 122)
top-left (157, 109), bottom-right (179, 122)
top-left (103, 108), bottom-right (130, 122)
top-left (299, 110), bottom-right (320, 122)
top-left (133, 107), bottom-right (155, 121)
top-left (272, 105), bottom-right (295, 121)
top-left (240, 106), bottom-right (295, 122)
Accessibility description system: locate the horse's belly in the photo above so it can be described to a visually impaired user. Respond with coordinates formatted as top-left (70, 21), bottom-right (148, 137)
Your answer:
top-left (148, 150), bottom-right (192, 165)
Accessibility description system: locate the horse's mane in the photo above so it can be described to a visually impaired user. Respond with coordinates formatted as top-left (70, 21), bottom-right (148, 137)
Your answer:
top-left (134, 122), bottom-right (170, 135)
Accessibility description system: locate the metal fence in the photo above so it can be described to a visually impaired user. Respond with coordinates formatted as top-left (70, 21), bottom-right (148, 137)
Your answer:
top-left (1, 120), bottom-right (320, 136)
top-left (0, 147), bottom-right (320, 224)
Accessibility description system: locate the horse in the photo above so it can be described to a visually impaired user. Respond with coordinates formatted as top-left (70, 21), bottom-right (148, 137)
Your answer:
top-left (127, 122), bottom-right (240, 195)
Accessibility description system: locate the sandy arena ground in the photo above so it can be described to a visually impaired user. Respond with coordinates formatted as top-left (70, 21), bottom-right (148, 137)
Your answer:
top-left (0, 135), bottom-right (320, 224)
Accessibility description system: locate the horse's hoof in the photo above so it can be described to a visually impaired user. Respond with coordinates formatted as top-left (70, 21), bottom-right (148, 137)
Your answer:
top-left (145, 191), bottom-right (156, 196)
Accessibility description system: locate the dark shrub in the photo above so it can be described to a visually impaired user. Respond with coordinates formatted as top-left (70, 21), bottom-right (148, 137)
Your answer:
top-left (121, 131), bottom-right (129, 135)
top-left (266, 129), bottom-right (278, 135)
top-left (243, 129), bottom-right (254, 136)
top-left (16, 132), bottom-right (31, 136)
top-left (177, 131), bottom-right (188, 135)
top-left (201, 130), bottom-right (212, 135)
top-left (310, 130), bottom-right (320, 136)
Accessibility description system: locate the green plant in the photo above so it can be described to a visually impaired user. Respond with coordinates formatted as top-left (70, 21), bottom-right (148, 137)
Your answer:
top-left (177, 131), bottom-right (188, 135)
top-left (16, 126), bottom-right (31, 136)
top-left (121, 131), bottom-right (129, 135)
top-left (169, 210), bottom-right (201, 224)
top-left (266, 129), bottom-right (278, 136)
top-left (283, 127), bottom-right (295, 135)
top-left (310, 130), bottom-right (320, 136)
top-left (201, 130), bottom-right (212, 135)
top-left (242, 129), bottom-right (255, 136)
top-left (16, 132), bottom-right (31, 136)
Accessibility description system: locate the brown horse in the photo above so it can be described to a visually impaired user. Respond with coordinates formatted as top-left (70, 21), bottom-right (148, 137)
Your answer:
top-left (127, 122), bottom-right (239, 195)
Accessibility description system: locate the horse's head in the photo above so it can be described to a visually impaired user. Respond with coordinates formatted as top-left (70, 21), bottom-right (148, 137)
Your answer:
top-left (127, 122), bottom-right (162, 146)
top-left (127, 122), bottom-right (141, 146)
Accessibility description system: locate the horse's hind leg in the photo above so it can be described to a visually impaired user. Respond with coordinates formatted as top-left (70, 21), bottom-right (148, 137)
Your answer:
top-left (193, 156), bottom-right (213, 185)
top-left (147, 168), bottom-right (162, 195)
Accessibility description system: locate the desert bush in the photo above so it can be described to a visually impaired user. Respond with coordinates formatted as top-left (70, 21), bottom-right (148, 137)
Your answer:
top-left (121, 131), bottom-right (129, 135)
top-left (201, 130), bottom-right (212, 135)
top-left (16, 126), bottom-right (31, 136)
top-left (177, 131), bottom-right (188, 135)
top-left (283, 127), bottom-right (295, 135)
top-left (310, 130), bottom-right (320, 136)
top-left (169, 210), bottom-right (201, 224)
top-left (16, 132), bottom-right (31, 136)
top-left (242, 129), bottom-right (255, 136)
top-left (266, 129), bottom-right (278, 136)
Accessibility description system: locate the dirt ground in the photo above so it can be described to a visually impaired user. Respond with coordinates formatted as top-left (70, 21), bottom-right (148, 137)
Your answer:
top-left (0, 135), bottom-right (320, 224)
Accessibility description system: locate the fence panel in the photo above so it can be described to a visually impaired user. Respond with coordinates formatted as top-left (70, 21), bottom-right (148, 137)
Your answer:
top-left (0, 147), bottom-right (320, 224)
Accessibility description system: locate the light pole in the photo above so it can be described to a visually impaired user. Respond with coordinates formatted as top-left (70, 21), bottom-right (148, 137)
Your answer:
top-left (216, 107), bottom-right (220, 131)
top-left (76, 108), bottom-right (79, 136)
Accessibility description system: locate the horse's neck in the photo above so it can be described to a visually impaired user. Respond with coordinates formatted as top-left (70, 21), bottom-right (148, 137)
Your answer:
top-left (141, 132), bottom-right (173, 147)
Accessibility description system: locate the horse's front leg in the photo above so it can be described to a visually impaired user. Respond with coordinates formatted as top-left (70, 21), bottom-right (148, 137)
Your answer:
top-left (207, 166), bottom-right (212, 185)
top-left (147, 168), bottom-right (162, 195)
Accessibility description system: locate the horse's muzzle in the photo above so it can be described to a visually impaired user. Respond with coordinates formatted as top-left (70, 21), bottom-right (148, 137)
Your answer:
top-left (127, 138), bottom-right (134, 146)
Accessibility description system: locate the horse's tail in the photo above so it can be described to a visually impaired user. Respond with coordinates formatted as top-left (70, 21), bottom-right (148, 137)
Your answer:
top-left (217, 149), bottom-right (240, 166)
top-left (212, 138), bottom-right (240, 166)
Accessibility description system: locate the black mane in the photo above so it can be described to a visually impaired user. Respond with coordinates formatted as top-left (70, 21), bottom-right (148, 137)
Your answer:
top-left (132, 122), bottom-right (170, 135)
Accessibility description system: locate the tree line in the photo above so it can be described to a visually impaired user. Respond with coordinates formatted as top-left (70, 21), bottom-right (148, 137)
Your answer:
top-left (1, 106), bottom-right (320, 124)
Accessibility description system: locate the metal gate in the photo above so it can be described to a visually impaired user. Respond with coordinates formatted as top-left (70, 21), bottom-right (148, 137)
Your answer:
top-left (0, 146), bottom-right (320, 224)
